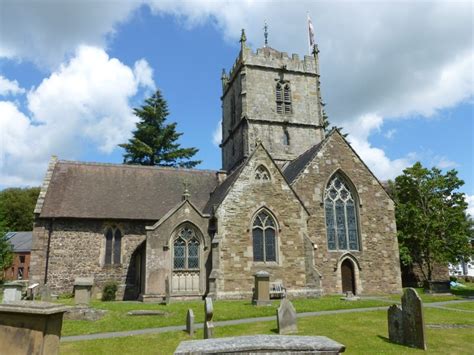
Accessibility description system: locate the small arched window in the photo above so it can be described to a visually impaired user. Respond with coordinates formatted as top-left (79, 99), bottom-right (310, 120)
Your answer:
top-left (173, 226), bottom-right (200, 270)
top-left (255, 165), bottom-right (271, 181)
top-left (252, 210), bottom-right (277, 262)
top-left (324, 174), bottom-right (360, 251)
top-left (276, 83), bottom-right (283, 114)
top-left (283, 129), bottom-right (290, 146)
top-left (104, 226), bottom-right (122, 265)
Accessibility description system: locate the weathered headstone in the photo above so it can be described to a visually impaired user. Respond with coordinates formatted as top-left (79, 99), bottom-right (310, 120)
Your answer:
top-left (387, 288), bottom-right (426, 350)
top-left (277, 298), bottom-right (297, 334)
top-left (203, 297), bottom-right (214, 339)
top-left (74, 277), bottom-right (93, 306)
top-left (253, 271), bottom-right (271, 306)
top-left (27, 283), bottom-right (39, 300)
top-left (41, 284), bottom-right (52, 302)
top-left (2, 282), bottom-right (23, 303)
top-left (164, 277), bottom-right (171, 305)
top-left (186, 309), bottom-right (195, 336)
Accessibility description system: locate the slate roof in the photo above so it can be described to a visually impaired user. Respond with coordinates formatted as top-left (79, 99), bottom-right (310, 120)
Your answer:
top-left (39, 161), bottom-right (219, 220)
top-left (283, 142), bottom-right (324, 184)
top-left (5, 232), bottom-right (32, 252)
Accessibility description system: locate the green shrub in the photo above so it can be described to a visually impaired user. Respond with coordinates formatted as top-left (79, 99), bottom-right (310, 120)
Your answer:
top-left (102, 281), bottom-right (118, 301)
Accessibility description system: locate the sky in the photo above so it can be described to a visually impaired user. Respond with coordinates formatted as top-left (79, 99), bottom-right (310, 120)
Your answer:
top-left (0, 0), bottom-right (473, 215)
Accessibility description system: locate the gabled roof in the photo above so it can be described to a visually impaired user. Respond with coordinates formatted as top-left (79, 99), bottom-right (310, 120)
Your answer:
top-left (5, 232), bottom-right (32, 252)
top-left (39, 161), bottom-right (219, 220)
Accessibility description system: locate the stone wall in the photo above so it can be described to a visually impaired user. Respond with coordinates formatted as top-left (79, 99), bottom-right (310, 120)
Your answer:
top-left (213, 145), bottom-right (319, 299)
top-left (292, 131), bottom-right (402, 294)
top-left (31, 218), bottom-right (147, 299)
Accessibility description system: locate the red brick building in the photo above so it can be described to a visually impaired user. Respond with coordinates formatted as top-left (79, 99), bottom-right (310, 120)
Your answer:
top-left (3, 232), bottom-right (32, 281)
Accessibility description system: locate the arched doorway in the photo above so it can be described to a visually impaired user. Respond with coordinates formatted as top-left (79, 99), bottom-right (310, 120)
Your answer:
top-left (341, 259), bottom-right (356, 294)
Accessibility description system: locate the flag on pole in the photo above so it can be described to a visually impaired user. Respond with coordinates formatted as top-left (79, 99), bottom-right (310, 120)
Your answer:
top-left (308, 13), bottom-right (315, 54)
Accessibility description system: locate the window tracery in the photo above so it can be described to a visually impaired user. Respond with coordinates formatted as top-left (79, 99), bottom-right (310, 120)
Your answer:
top-left (104, 226), bottom-right (122, 265)
top-left (324, 174), bottom-right (360, 251)
top-left (173, 226), bottom-right (200, 270)
top-left (255, 165), bottom-right (271, 181)
top-left (252, 210), bottom-right (277, 262)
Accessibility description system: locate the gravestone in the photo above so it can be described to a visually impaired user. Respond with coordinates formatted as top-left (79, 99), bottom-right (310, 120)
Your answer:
top-left (387, 288), bottom-right (426, 350)
top-left (27, 283), bottom-right (39, 300)
top-left (164, 277), bottom-right (171, 305)
top-left (174, 335), bottom-right (346, 354)
top-left (277, 298), bottom-right (297, 334)
top-left (186, 309), bottom-right (195, 336)
top-left (74, 277), bottom-right (93, 306)
top-left (41, 284), bottom-right (52, 302)
top-left (2, 282), bottom-right (23, 303)
top-left (203, 297), bottom-right (214, 339)
top-left (253, 271), bottom-right (271, 306)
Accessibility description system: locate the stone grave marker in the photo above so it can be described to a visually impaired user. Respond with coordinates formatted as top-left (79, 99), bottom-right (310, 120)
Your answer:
top-left (2, 282), bottom-right (23, 303)
top-left (164, 277), bottom-right (171, 305)
top-left (41, 284), bottom-right (52, 302)
top-left (186, 309), bottom-right (195, 336)
top-left (203, 297), bottom-right (214, 339)
top-left (253, 270), bottom-right (272, 306)
top-left (277, 298), bottom-right (297, 335)
top-left (74, 277), bottom-right (93, 306)
top-left (387, 288), bottom-right (426, 350)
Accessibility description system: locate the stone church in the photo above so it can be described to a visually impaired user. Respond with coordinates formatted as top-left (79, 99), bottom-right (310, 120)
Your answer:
top-left (30, 31), bottom-right (402, 301)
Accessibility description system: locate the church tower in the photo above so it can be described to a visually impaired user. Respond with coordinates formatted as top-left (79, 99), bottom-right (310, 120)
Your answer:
top-left (220, 29), bottom-right (325, 172)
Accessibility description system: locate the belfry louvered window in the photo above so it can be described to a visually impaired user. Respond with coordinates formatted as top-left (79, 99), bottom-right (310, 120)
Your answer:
top-left (276, 83), bottom-right (283, 114)
top-left (324, 174), bottom-right (360, 251)
top-left (283, 84), bottom-right (292, 114)
top-left (104, 226), bottom-right (122, 265)
top-left (173, 226), bottom-right (200, 270)
top-left (252, 211), bottom-right (277, 262)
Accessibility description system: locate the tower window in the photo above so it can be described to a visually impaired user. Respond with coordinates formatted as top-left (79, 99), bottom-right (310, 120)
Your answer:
top-left (283, 129), bottom-right (290, 145)
top-left (276, 83), bottom-right (283, 114)
top-left (284, 84), bottom-right (292, 114)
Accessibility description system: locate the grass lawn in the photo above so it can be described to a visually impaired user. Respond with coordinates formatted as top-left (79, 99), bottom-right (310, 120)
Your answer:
top-left (60, 306), bottom-right (474, 354)
top-left (386, 285), bottom-right (474, 303)
top-left (59, 296), bottom-right (389, 336)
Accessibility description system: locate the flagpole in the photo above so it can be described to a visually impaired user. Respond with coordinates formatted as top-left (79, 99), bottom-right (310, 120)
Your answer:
top-left (307, 12), bottom-right (311, 55)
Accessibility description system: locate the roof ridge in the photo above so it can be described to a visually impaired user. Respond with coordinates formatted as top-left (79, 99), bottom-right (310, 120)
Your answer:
top-left (57, 159), bottom-right (218, 174)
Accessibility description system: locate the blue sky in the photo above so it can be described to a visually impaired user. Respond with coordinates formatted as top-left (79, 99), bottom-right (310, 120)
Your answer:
top-left (0, 1), bottom-right (472, 214)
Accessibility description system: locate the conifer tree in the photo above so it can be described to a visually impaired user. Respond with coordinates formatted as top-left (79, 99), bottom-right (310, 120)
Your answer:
top-left (322, 109), bottom-right (348, 138)
top-left (119, 90), bottom-right (201, 168)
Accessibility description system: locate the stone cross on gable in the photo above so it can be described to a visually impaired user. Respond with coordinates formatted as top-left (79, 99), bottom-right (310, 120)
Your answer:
top-left (182, 181), bottom-right (190, 201)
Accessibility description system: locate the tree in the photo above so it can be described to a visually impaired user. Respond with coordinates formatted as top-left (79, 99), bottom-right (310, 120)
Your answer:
top-left (0, 232), bottom-right (13, 281)
top-left (0, 187), bottom-right (40, 232)
top-left (391, 162), bottom-right (472, 282)
top-left (119, 90), bottom-right (201, 168)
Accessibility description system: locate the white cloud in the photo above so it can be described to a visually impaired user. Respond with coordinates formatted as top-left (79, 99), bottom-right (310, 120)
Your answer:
top-left (465, 194), bottom-right (474, 218)
top-left (0, 46), bottom-right (155, 185)
top-left (212, 120), bottom-right (222, 146)
top-left (434, 157), bottom-right (458, 169)
top-left (0, 76), bottom-right (25, 96)
top-left (384, 129), bottom-right (396, 140)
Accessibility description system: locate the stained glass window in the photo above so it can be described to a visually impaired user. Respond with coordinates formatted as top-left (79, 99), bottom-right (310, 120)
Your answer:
top-left (324, 174), bottom-right (360, 251)
top-left (252, 211), bottom-right (277, 262)
top-left (173, 226), bottom-right (200, 270)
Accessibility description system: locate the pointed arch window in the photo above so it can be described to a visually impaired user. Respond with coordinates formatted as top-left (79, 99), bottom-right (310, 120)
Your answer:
top-left (104, 226), bottom-right (122, 265)
top-left (252, 211), bottom-right (277, 262)
top-left (173, 226), bottom-right (200, 270)
top-left (283, 129), bottom-right (290, 146)
top-left (255, 165), bottom-right (271, 181)
top-left (324, 174), bottom-right (360, 251)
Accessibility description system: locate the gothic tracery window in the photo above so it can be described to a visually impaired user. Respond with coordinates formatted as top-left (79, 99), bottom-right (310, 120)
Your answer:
top-left (173, 226), bottom-right (200, 270)
top-left (252, 210), bottom-right (277, 262)
top-left (104, 226), bottom-right (122, 265)
top-left (324, 174), bottom-right (360, 251)
top-left (255, 165), bottom-right (271, 181)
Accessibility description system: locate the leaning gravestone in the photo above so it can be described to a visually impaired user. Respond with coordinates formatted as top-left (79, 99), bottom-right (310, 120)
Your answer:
top-left (186, 309), bottom-right (195, 336)
top-left (203, 297), bottom-right (214, 339)
top-left (277, 298), bottom-right (297, 335)
top-left (387, 288), bottom-right (426, 350)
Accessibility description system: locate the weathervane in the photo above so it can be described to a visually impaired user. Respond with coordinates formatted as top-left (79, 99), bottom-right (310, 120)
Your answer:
top-left (264, 21), bottom-right (268, 47)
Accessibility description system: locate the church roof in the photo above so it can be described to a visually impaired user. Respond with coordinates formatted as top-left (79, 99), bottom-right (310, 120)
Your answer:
top-left (283, 141), bottom-right (324, 184)
top-left (39, 161), bottom-right (219, 221)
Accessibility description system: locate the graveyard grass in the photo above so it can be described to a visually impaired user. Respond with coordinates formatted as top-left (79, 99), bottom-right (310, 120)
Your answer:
top-left (60, 306), bottom-right (474, 354)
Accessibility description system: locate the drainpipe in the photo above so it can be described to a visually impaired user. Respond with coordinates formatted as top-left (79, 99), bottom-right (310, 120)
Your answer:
top-left (44, 218), bottom-right (54, 285)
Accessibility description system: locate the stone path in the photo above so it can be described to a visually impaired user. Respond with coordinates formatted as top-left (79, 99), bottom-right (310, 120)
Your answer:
top-left (61, 299), bottom-right (473, 343)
